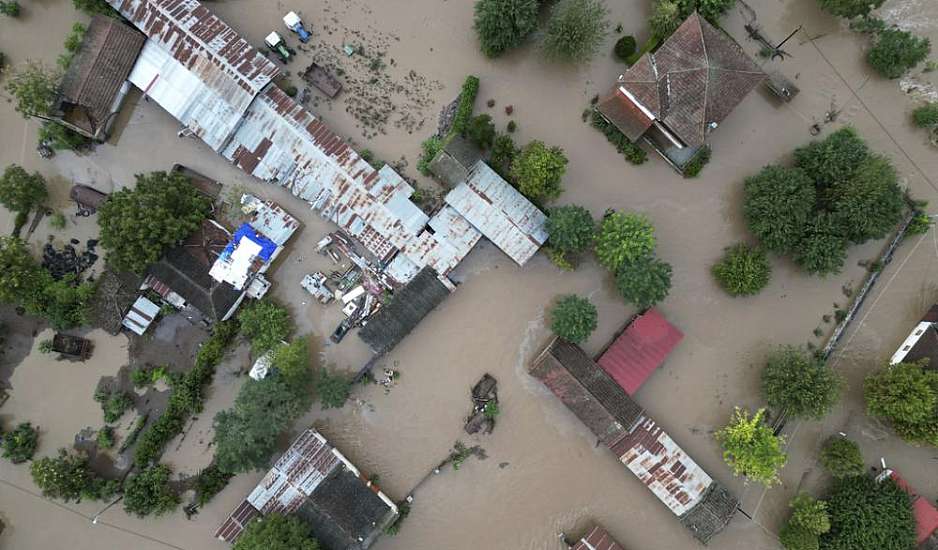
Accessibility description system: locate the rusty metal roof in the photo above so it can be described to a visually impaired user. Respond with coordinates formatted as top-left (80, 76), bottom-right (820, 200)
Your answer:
top-left (111, 0), bottom-right (279, 150)
top-left (572, 525), bottom-right (627, 550)
top-left (444, 161), bottom-right (547, 266)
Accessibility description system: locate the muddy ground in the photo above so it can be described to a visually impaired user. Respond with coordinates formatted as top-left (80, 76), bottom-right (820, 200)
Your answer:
top-left (2, 0), bottom-right (938, 549)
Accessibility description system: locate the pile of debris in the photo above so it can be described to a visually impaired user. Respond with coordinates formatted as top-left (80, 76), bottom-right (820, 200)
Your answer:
top-left (464, 374), bottom-right (499, 435)
top-left (42, 239), bottom-right (99, 279)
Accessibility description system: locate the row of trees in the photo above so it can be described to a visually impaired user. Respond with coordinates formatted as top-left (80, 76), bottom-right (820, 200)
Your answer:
top-left (743, 127), bottom-right (906, 276)
top-left (474, 0), bottom-right (611, 63)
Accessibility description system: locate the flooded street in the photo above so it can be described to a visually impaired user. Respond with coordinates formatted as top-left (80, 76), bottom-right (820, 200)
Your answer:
top-left (2, 0), bottom-right (938, 549)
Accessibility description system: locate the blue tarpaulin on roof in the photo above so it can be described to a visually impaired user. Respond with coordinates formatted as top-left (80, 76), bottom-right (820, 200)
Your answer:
top-left (220, 223), bottom-right (278, 262)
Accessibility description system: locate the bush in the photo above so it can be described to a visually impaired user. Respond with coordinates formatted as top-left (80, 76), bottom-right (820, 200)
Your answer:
top-left (96, 426), bottom-right (115, 449)
top-left (466, 114), bottom-right (496, 149)
top-left (613, 35), bottom-right (636, 61)
top-left (711, 243), bottom-right (770, 296)
top-left (867, 28), bottom-right (931, 79)
top-left (234, 513), bottom-right (320, 550)
top-left (0, 1), bottom-right (20, 17)
top-left (698, 0), bottom-right (737, 20)
top-left (821, 475), bottom-right (915, 550)
top-left (72, 0), bottom-right (117, 16)
top-left (30, 449), bottom-right (119, 502)
top-left (715, 407), bottom-right (786, 486)
top-left (912, 103), bottom-right (938, 128)
top-left (94, 388), bottom-right (134, 424)
top-left (316, 368), bottom-right (352, 410)
top-left (549, 294), bottom-right (598, 344)
top-left (40, 122), bottom-right (90, 152)
top-left (742, 165), bottom-right (816, 254)
top-left (510, 140), bottom-right (568, 202)
top-left (195, 463), bottom-right (233, 506)
top-left (489, 134), bottom-right (517, 179)
top-left (452, 76), bottom-right (481, 135)
top-left (542, 0), bottom-right (610, 63)
top-left (594, 212), bottom-right (655, 271)
top-left (762, 347), bottom-right (841, 419)
top-left (682, 145), bottom-right (711, 178)
top-left (650, 0), bottom-right (683, 40)
top-left (239, 300), bottom-right (293, 355)
top-left (2, 422), bottom-right (38, 463)
top-left (48, 212), bottom-right (66, 230)
top-left (820, 436), bottom-right (864, 478)
top-left (546, 205), bottom-right (595, 256)
top-left (417, 136), bottom-right (444, 176)
top-left (590, 110), bottom-right (647, 164)
top-left (864, 359), bottom-right (938, 446)
top-left (615, 255), bottom-right (672, 308)
top-left (506, 120), bottom-right (517, 133)
top-left (123, 464), bottom-right (180, 518)
top-left (906, 212), bottom-right (932, 235)
top-left (781, 493), bottom-right (830, 550)
top-left (818, 0), bottom-right (885, 18)
top-left (473, 0), bottom-right (539, 58)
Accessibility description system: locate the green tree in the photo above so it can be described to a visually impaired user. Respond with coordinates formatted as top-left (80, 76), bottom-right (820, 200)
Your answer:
top-left (821, 475), bottom-right (915, 550)
top-left (473, 0), bottom-right (539, 58)
top-left (234, 513), bottom-right (320, 550)
top-left (762, 347), bottom-right (842, 419)
top-left (549, 294), bottom-right (598, 344)
top-left (542, 0), bottom-right (610, 63)
top-left (239, 300), bottom-right (294, 355)
top-left (818, 0), bottom-right (885, 18)
top-left (793, 214), bottom-right (848, 276)
top-left (711, 243), bottom-right (771, 296)
top-left (30, 275), bottom-right (96, 330)
top-left (29, 449), bottom-right (118, 502)
top-left (615, 255), bottom-right (672, 308)
top-left (912, 103), bottom-right (938, 128)
top-left (867, 29), bottom-right (931, 79)
top-left (2, 422), bottom-right (38, 463)
top-left (490, 134), bottom-right (518, 179)
top-left (123, 464), bottom-right (180, 517)
top-left (38, 122), bottom-right (89, 151)
top-left (316, 368), bottom-right (352, 410)
top-left (715, 407), bottom-right (787, 486)
top-left (510, 140), bottom-right (568, 202)
top-left (794, 127), bottom-right (870, 189)
top-left (743, 165), bottom-right (816, 254)
top-left (268, 339), bottom-right (310, 383)
top-left (466, 114), bottom-right (496, 150)
top-left (546, 205), bottom-right (595, 255)
top-left (4, 61), bottom-right (61, 117)
top-left (0, 164), bottom-right (47, 215)
top-left (790, 493), bottom-right (831, 535)
top-left (828, 155), bottom-right (904, 244)
top-left (697, 0), bottom-right (736, 21)
top-left (650, 0), bottom-right (682, 39)
top-left (0, 1), bottom-right (21, 17)
top-left (594, 212), bottom-right (656, 271)
top-left (864, 360), bottom-right (938, 446)
top-left (780, 523), bottom-right (820, 550)
top-left (72, 0), bottom-right (117, 16)
top-left (0, 237), bottom-right (43, 305)
top-left (819, 436), bottom-right (864, 478)
top-left (613, 35), bottom-right (636, 61)
top-left (97, 171), bottom-right (210, 273)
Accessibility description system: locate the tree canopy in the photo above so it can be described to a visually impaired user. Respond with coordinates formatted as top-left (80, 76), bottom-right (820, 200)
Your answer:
top-left (541, 0), bottom-right (610, 63)
top-left (0, 237), bottom-right (42, 305)
top-left (819, 436), bottom-right (865, 478)
top-left (614, 255), bottom-right (672, 309)
top-left (715, 407), bottom-right (787, 486)
top-left (594, 212), bottom-right (656, 271)
top-left (867, 29), bottom-right (931, 80)
top-left (828, 155), bottom-right (904, 244)
top-left (123, 464), bottom-right (180, 517)
top-left (473, 0), bottom-right (539, 58)
top-left (817, 0), bottom-right (885, 18)
top-left (466, 114), bottom-right (496, 150)
top-left (1, 422), bottom-right (38, 463)
top-left (315, 367), bottom-right (352, 410)
top-left (793, 213), bottom-right (848, 276)
top-left (711, 243), bottom-right (771, 296)
top-left (762, 347), bottom-right (841, 419)
top-left (781, 493), bottom-right (831, 550)
top-left (97, 171), bottom-right (210, 273)
top-left (0, 164), bottom-right (47, 214)
top-left (794, 127), bottom-right (870, 190)
top-left (29, 449), bottom-right (119, 502)
top-left (550, 294), bottom-right (598, 344)
top-left (234, 513), bottom-right (320, 550)
top-left (743, 165), bottom-right (816, 254)
top-left (510, 140), bottom-right (568, 202)
top-left (239, 300), bottom-right (294, 355)
top-left (821, 475), bottom-right (915, 550)
top-left (546, 205), bottom-right (595, 255)
top-left (864, 359), bottom-right (938, 446)
top-left (3, 61), bottom-right (61, 117)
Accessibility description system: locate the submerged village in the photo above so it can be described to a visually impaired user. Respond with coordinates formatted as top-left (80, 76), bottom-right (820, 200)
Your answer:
top-left (2, 0), bottom-right (938, 549)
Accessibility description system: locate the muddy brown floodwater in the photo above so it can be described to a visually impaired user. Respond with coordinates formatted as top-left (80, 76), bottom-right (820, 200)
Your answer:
top-left (2, 0), bottom-right (938, 549)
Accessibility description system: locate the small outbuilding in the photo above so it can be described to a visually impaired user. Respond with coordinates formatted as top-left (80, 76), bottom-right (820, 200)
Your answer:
top-left (121, 295), bottom-right (160, 335)
top-left (571, 525), bottom-right (627, 550)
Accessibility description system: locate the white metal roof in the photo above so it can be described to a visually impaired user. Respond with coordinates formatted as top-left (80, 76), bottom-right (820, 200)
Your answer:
top-left (122, 295), bottom-right (160, 335)
top-left (444, 161), bottom-right (548, 266)
top-left (240, 194), bottom-right (300, 246)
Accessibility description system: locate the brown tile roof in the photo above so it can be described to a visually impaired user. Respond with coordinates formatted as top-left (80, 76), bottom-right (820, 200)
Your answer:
top-left (59, 16), bottom-right (145, 136)
top-left (598, 13), bottom-right (765, 147)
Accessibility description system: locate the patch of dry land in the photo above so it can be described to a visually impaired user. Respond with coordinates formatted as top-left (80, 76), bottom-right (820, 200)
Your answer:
top-left (2, 0), bottom-right (938, 549)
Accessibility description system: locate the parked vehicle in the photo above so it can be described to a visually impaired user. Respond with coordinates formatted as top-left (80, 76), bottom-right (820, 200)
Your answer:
top-left (330, 318), bottom-right (353, 343)
top-left (265, 32), bottom-right (292, 63)
top-left (283, 11), bottom-right (310, 43)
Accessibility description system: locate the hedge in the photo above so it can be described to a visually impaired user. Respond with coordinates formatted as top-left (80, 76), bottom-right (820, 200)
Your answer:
top-left (451, 75), bottom-right (480, 136)
top-left (590, 110), bottom-right (647, 165)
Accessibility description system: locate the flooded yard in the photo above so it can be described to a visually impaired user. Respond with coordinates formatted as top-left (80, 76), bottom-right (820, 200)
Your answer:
top-left (2, 0), bottom-right (938, 549)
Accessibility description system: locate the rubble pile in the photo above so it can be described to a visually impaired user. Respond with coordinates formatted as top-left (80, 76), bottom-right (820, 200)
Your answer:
top-left (42, 239), bottom-right (99, 279)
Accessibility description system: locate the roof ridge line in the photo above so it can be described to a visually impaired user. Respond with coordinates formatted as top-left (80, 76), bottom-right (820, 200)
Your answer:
top-left (698, 14), bottom-right (710, 141)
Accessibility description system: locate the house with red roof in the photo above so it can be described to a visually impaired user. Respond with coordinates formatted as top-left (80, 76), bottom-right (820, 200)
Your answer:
top-left (597, 308), bottom-right (684, 395)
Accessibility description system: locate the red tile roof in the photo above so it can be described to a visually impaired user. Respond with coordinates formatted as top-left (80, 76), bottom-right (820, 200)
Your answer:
top-left (572, 525), bottom-right (627, 550)
top-left (597, 309), bottom-right (684, 395)
top-left (889, 471), bottom-right (938, 544)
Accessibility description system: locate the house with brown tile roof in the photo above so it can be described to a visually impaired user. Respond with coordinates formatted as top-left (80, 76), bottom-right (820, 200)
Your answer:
top-left (596, 13), bottom-right (765, 170)
top-left (55, 16), bottom-right (145, 141)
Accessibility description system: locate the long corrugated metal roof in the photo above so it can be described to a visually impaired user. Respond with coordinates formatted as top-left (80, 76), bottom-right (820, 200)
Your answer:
top-left (444, 161), bottom-right (547, 266)
top-left (110, 0), bottom-right (279, 150)
top-left (241, 194), bottom-right (300, 246)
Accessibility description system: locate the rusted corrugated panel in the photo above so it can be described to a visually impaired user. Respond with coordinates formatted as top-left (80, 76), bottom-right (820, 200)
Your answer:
top-left (612, 416), bottom-right (713, 517)
top-left (573, 525), bottom-right (627, 550)
top-left (112, 0), bottom-right (278, 150)
top-left (445, 161), bottom-right (547, 266)
top-left (213, 499), bottom-right (260, 542)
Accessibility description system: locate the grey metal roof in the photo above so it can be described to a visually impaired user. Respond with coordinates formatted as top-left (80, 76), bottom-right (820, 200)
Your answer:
top-left (110, 0), bottom-right (279, 151)
top-left (359, 267), bottom-right (452, 354)
top-left (444, 161), bottom-right (547, 266)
